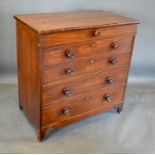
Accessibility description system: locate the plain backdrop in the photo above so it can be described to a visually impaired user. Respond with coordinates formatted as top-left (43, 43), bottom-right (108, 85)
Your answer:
top-left (0, 0), bottom-right (154, 83)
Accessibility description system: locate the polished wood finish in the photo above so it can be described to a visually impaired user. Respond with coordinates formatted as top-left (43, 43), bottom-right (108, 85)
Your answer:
top-left (39, 25), bottom-right (137, 46)
top-left (14, 11), bottom-right (139, 141)
top-left (14, 11), bottom-right (139, 34)
top-left (42, 36), bottom-right (133, 66)
top-left (43, 53), bottom-right (131, 84)
top-left (16, 21), bottom-right (41, 128)
top-left (42, 84), bottom-right (125, 127)
top-left (42, 67), bottom-right (128, 106)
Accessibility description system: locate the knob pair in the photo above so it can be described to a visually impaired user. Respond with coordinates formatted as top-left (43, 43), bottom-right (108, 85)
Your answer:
top-left (62, 94), bottom-right (112, 116)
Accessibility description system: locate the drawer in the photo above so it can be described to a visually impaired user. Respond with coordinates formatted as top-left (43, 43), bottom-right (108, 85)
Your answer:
top-left (42, 84), bottom-right (125, 127)
top-left (42, 36), bottom-right (133, 67)
top-left (43, 53), bottom-right (131, 85)
top-left (40, 25), bottom-right (137, 46)
top-left (42, 67), bottom-right (128, 106)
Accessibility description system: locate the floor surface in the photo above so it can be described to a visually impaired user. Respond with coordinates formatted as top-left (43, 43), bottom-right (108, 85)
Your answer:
top-left (0, 84), bottom-right (155, 153)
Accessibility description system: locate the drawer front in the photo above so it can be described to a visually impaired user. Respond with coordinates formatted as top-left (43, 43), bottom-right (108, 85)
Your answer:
top-left (40, 25), bottom-right (137, 46)
top-left (42, 84), bottom-right (125, 127)
top-left (42, 36), bottom-right (133, 67)
top-left (42, 67), bottom-right (128, 106)
top-left (43, 53), bottom-right (131, 85)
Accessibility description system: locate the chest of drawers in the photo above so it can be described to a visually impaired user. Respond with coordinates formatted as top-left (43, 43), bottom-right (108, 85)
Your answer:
top-left (14, 11), bottom-right (139, 141)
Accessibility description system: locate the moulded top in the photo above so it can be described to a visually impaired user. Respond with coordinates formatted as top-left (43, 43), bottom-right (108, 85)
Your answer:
top-left (14, 10), bottom-right (139, 35)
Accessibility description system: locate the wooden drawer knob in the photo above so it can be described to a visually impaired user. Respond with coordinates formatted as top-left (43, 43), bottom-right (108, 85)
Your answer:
top-left (63, 107), bottom-right (71, 115)
top-left (111, 42), bottom-right (119, 49)
top-left (106, 77), bottom-right (114, 84)
top-left (63, 87), bottom-right (72, 96)
top-left (65, 67), bottom-right (74, 75)
top-left (94, 30), bottom-right (101, 37)
top-left (92, 43), bottom-right (96, 47)
top-left (104, 95), bottom-right (112, 102)
top-left (89, 59), bottom-right (95, 64)
top-left (65, 50), bottom-right (75, 59)
top-left (109, 58), bottom-right (117, 64)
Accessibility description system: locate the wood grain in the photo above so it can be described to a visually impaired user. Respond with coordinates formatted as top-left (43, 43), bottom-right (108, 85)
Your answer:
top-left (43, 52), bottom-right (132, 85)
top-left (42, 36), bottom-right (133, 66)
top-left (15, 11), bottom-right (139, 141)
top-left (42, 84), bottom-right (125, 127)
top-left (42, 67), bottom-right (129, 106)
top-left (40, 25), bottom-right (137, 46)
top-left (16, 21), bottom-right (41, 128)
top-left (14, 11), bottom-right (139, 34)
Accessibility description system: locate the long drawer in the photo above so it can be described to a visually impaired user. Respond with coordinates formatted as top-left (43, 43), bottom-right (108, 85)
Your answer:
top-left (40, 25), bottom-right (137, 46)
top-left (42, 36), bottom-right (133, 66)
top-left (42, 84), bottom-right (125, 127)
top-left (42, 52), bottom-right (131, 85)
top-left (42, 67), bottom-right (128, 106)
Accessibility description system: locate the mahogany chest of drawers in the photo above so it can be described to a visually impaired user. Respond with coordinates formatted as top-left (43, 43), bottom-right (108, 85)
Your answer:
top-left (14, 11), bottom-right (139, 141)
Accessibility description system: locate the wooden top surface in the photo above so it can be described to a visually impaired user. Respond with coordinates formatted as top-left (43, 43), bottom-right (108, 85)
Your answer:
top-left (14, 11), bottom-right (139, 34)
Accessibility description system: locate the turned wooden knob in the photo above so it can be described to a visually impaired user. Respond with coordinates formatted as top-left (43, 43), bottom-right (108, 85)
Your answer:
top-left (65, 50), bottom-right (75, 59)
top-left (111, 42), bottom-right (119, 49)
top-left (63, 87), bottom-right (72, 96)
top-left (109, 58), bottom-right (117, 64)
top-left (94, 30), bottom-right (101, 37)
top-left (104, 95), bottom-right (112, 102)
top-left (65, 67), bottom-right (74, 75)
top-left (63, 107), bottom-right (71, 115)
top-left (106, 77), bottom-right (114, 84)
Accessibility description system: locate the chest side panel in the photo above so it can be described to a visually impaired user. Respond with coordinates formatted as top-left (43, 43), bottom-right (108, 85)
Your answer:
top-left (16, 21), bottom-right (41, 128)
